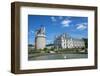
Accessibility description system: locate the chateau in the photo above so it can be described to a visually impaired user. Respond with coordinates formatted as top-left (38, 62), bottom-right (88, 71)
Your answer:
top-left (54, 33), bottom-right (85, 49)
top-left (35, 26), bottom-right (85, 49)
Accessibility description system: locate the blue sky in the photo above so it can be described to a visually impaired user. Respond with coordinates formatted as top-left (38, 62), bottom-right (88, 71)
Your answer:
top-left (28, 15), bottom-right (88, 45)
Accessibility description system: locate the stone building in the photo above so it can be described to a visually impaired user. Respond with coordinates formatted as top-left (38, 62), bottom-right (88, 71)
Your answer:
top-left (54, 33), bottom-right (85, 49)
top-left (34, 26), bottom-right (85, 50)
top-left (35, 26), bottom-right (46, 49)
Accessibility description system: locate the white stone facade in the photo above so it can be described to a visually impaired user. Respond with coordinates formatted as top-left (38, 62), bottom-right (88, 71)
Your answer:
top-left (35, 26), bottom-right (46, 49)
top-left (54, 33), bottom-right (85, 49)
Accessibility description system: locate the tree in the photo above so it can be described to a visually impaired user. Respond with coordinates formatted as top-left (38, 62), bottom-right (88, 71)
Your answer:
top-left (44, 48), bottom-right (48, 51)
top-left (83, 38), bottom-right (88, 48)
top-left (50, 47), bottom-right (54, 51)
top-left (43, 48), bottom-right (48, 53)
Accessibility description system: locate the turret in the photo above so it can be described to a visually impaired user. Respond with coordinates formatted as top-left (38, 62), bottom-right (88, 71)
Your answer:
top-left (35, 26), bottom-right (46, 49)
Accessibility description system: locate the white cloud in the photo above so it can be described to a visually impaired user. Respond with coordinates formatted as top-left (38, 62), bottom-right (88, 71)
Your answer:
top-left (31, 30), bottom-right (34, 34)
top-left (83, 22), bottom-right (88, 25)
top-left (76, 23), bottom-right (87, 30)
top-left (61, 19), bottom-right (71, 27)
top-left (51, 16), bottom-right (56, 22)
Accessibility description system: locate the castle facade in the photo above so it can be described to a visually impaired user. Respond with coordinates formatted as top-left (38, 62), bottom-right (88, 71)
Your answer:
top-left (54, 33), bottom-right (85, 49)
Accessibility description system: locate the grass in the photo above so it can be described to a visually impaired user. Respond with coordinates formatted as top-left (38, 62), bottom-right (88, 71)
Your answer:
top-left (28, 47), bottom-right (88, 55)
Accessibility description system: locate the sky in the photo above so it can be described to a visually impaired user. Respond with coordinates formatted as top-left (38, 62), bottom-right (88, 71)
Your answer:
top-left (28, 15), bottom-right (88, 45)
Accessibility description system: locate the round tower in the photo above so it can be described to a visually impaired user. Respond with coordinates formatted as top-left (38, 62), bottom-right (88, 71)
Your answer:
top-left (35, 26), bottom-right (46, 49)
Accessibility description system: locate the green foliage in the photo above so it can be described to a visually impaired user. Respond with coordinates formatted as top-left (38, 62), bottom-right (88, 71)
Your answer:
top-left (50, 47), bottom-right (55, 51)
top-left (43, 48), bottom-right (48, 51)
top-left (83, 38), bottom-right (88, 48)
top-left (28, 45), bottom-right (87, 54)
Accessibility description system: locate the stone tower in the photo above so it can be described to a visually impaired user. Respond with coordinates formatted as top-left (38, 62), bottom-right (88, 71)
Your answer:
top-left (35, 26), bottom-right (46, 49)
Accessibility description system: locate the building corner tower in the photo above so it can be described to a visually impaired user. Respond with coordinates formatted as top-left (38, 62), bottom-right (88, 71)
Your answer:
top-left (35, 26), bottom-right (46, 49)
